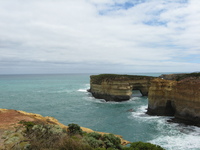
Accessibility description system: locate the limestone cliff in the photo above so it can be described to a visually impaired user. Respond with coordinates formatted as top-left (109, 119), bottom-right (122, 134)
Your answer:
top-left (89, 73), bottom-right (200, 126)
top-left (89, 74), bottom-right (155, 101)
top-left (147, 77), bottom-right (200, 126)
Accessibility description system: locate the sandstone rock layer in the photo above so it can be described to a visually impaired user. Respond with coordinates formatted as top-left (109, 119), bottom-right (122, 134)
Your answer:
top-left (147, 77), bottom-right (200, 126)
top-left (89, 74), bottom-right (155, 101)
top-left (90, 73), bottom-right (200, 126)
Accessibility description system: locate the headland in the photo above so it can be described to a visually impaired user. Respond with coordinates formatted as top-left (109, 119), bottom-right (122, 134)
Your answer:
top-left (89, 73), bottom-right (200, 126)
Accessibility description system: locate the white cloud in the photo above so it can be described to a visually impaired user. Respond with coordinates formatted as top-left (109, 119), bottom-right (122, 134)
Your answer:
top-left (0, 0), bottom-right (199, 74)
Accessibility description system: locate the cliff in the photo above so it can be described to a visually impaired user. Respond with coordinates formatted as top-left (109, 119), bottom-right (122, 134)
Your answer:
top-left (147, 76), bottom-right (200, 126)
top-left (89, 73), bottom-right (200, 126)
top-left (89, 74), bottom-right (155, 101)
top-left (0, 109), bottom-right (130, 149)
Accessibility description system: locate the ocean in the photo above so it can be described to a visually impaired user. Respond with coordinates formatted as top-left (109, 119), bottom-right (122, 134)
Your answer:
top-left (0, 73), bottom-right (200, 150)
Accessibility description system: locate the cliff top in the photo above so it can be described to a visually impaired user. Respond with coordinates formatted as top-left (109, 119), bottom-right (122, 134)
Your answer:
top-left (90, 74), bottom-right (155, 84)
top-left (159, 72), bottom-right (200, 81)
top-left (0, 109), bottom-right (130, 149)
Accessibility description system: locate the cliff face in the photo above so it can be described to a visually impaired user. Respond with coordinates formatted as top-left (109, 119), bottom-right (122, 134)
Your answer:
top-left (147, 77), bottom-right (200, 126)
top-left (90, 73), bottom-right (200, 125)
top-left (89, 74), bottom-right (155, 101)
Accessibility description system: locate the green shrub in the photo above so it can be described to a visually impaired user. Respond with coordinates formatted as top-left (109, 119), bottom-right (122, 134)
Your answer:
top-left (24, 124), bottom-right (66, 149)
top-left (129, 141), bottom-right (165, 150)
top-left (94, 148), bottom-right (107, 150)
top-left (102, 134), bottom-right (122, 150)
top-left (67, 123), bottom-right (83, 136)
top-left (83, 136), bottom-right (104, 148)
top-left (59, 137), bottom-right (93, 150)
top-left (87, 132), bottom-right (102, 139)
top-left (83, 132), bottom-right (122, 149)
top-left (94, 148), bottom-right (117, 150)
top-left (19, 120), bottom-right (35, 131)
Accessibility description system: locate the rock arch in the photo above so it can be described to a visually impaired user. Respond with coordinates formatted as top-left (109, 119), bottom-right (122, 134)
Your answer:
top-left (131, 83), bottom-right (148, 96)
top-left (89, 74), bottom-right (155, 101)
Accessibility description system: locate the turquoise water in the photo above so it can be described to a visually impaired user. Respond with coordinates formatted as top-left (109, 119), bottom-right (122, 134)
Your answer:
top-left (0, 73), bottom-right (200, 150)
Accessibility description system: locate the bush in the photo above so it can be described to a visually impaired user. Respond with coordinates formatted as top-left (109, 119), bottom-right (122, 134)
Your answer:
top-left (19, 120), bottom-right (35, 131)
top-left (59, 137), bottom-right (93, 150)
top-left (67, 123), bottom-right (83, 136)
top-left (87, 132), bottom-right (102, 140)
top-left (94, 148), bottom-right (117, 150)
top-left (25, 124), bottom-right (66, 149)
top-left (129, 141), bottom-right (165, 150)
top-left (83, 136), bottom-right (104, 148)
top-left (83, 132), bottom-right (122, 149)
top-left (83, 132), bottom-right (103, 148)
top-left (102, 134), bottom-right (122, 150)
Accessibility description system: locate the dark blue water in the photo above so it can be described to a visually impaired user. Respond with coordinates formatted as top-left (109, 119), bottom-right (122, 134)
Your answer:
top-left (0, 73), bottom-right (200, 150)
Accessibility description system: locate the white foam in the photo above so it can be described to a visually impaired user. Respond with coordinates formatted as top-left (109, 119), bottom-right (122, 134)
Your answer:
top-left (191, 126), bottom-right (200, 136)
top-left (130, 97), bottom-right (143, 101)
top-left (47, 89), bottom-right (73, 93)
top-left (130, 105), bottom-right (162, 121)
top-left (84, 96), bottom-right (106, 103)
top-left (147, 115), bottom-right (200, 150)
top-left (150, 133), bottom-right (200, 150)
top-left (77, 89), bottom-right (87, 92)
top-left (78, 84), bottom-right (90, 92)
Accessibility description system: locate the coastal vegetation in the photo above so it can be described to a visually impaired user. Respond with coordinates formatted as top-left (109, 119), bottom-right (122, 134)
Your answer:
top-left (90, 74), bottom-right (154, 84)
top-left (159, 72), bottom-right (200, 81)
top-left (2, 121), bottom-right (165, 150)
top-left (175, 72), bottom-right (200, 81)
top-left (91, 72), bottom-right (200, 84)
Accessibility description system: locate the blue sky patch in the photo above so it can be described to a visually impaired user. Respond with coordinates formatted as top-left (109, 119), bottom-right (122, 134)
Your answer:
top-left (98, 0), bottom-right (188, 16)
top-left (98, 0), bottom-right (147, 15)
top-left (143, 20), bottom-right (167, 26)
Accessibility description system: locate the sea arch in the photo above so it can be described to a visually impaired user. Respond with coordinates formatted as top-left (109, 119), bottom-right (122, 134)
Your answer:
top-left (89, 74), bottom-right (155, 101)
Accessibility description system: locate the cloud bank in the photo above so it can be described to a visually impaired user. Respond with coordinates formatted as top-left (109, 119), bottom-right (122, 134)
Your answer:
top-left (0, 0), bottom-right (199, 74)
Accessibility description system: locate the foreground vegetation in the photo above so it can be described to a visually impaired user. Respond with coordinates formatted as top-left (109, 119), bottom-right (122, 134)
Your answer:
top-left (2, 121), bottom-right (165, 150)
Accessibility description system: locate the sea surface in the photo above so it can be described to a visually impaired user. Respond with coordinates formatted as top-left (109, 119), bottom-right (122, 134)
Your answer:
top-left (0, 73), bottom-right (200, 150)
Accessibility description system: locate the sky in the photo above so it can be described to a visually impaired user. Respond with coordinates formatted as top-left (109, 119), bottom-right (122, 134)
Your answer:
top-left (0, 0), bottom-right (200, 74)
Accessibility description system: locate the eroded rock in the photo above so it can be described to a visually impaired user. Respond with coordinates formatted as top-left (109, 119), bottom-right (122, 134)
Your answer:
top-left (147, 77), bottom-right (200, 126)
top-left (89, 74), bottom-right (155, 101)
